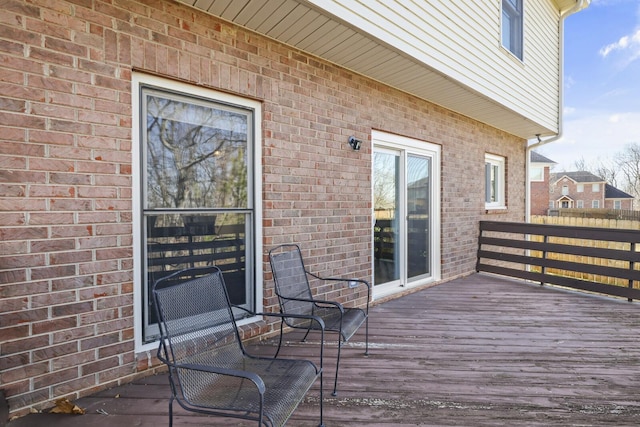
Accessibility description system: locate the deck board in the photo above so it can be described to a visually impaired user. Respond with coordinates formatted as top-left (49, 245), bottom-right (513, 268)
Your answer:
top-left (9, 273), bottom-right (640, 426)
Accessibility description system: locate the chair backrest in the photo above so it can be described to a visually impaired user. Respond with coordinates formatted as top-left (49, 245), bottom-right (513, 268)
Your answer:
top-left (152, 267), bottom-right (244, 372)
top-left (269, 244), bottom-right (315, 318)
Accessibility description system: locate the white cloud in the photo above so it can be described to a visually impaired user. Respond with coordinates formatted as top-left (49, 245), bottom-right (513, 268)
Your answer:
top-left (539, 110), bottom-right (640, 171)
top-left (599, 28), bottom-right (640, 66)
top-left (564, 75), bottom-right (576, 90)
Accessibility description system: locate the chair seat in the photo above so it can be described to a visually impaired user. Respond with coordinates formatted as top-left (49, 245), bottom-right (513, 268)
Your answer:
top-left (314, 307), bottom-right (366, 342)
top-left (179, 357), bottom-right (319, 427)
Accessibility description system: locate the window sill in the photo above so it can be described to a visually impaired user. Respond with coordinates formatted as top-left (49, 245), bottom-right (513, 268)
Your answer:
top-left (485, 206), bottom-right (508, 214)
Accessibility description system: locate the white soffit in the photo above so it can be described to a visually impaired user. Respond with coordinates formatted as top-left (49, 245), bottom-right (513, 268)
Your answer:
top-left (179, 0), bottom-right (566, 139)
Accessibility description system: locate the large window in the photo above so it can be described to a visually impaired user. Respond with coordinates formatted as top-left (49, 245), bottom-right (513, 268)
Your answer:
top-left (133, 74), bottom-right (262, 346)
top-left (485, 153), bottom-right (506, 209)
top-left (502, 0), bottom-right (523, 60)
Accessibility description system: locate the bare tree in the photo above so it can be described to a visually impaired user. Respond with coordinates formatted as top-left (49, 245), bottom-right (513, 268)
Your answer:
top-left (614, 142), bottom-right (640, 205)
top-left (572, 156), bottom-right (619, 187)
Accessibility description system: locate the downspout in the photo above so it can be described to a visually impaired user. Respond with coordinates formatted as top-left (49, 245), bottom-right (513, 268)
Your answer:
top-left (525, 0), bottom-right (590, 222)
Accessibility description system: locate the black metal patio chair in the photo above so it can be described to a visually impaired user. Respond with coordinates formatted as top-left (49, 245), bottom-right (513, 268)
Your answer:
top-left (268, 244), bottom-right (370, 396)
top-left (152, 266), bottom-right (325, 427)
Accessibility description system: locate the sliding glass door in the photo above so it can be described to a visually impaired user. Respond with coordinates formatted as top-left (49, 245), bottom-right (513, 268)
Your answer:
top-left (373, 132), bottom-right (440, 297)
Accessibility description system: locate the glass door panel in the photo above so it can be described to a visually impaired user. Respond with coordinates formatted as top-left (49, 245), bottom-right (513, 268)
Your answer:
top-left (373, 151), bottom-right (400, 286)
top-left (407, 154), bottom-right (430, 282)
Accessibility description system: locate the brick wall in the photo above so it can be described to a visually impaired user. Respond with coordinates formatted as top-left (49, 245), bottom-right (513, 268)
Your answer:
top-left (0, 0), bottom-right (525, 417)
top-left (530, 166), bottom-right (551, 215)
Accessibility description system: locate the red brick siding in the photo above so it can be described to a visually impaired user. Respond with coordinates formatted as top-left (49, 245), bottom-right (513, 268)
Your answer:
top-left (530, 166), bottom-right (550, 215)
top-left (0, 0), bottom-right (526, 417)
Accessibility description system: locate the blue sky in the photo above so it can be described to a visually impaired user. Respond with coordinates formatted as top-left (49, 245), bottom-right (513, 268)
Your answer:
top-left (537, 0), bottom-right (640, 171)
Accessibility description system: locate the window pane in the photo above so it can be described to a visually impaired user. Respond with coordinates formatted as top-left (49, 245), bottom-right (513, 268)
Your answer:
top-left (502, 12), bottom-right (512, 50)
top-left (144, 212), bottom-right (248, 342)
top-left (502, 0), bottom-right (522, 59)
top-left (144, 93), bottom-right (249, 209)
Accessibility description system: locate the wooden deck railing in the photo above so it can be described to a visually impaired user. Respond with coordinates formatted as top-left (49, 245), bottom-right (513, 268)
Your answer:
top-left (476, 220), bottom-right (640, 300)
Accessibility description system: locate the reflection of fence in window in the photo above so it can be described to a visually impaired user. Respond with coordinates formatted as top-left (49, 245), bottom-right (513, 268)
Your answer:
top-left (147, 214), bottom-right (246, 304)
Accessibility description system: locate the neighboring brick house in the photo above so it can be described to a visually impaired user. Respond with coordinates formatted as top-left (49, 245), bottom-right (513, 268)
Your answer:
top-left (0, 0), bottom-right (589, 418)
top-left (551, 171), bottom-right (634, 210)
top-left (529, 151), bottom-right (557, 216)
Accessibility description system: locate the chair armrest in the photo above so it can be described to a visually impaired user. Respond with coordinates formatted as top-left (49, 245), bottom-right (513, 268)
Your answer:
top-left (232, 305), bottom-right (327, 330)
top-left (307, 272), bottom-right (371, 309)
top-left (307, 272), bottom-right (371, 290)
top-left (176, 362), bottom-right (266, 394)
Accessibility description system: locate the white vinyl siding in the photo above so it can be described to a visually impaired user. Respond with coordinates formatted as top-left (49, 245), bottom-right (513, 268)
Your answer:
top-left (301, 0), bottom-right (563, 133)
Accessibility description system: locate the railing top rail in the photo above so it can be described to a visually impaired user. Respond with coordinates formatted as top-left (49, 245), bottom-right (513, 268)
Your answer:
top-left (480, 220), bottom-right (640, 244)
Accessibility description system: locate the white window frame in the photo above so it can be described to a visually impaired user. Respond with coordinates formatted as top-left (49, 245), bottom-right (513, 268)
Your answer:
top-left (577, 200), bottom-right (584, 208)
top-left (592, 200), bottom-right (600, 208)
top-left (592, 183), bottom-right (600, 192)
top-left (577, 184), bottom-right (584, 193)
top-left (501, 0), bottom-right (524, 60)
top-left (132, 73), bottom-right (263, 353)
top-left (614, 200), bottom-right (622, 209)
top-left (485, 153), bottom-right (506, 209)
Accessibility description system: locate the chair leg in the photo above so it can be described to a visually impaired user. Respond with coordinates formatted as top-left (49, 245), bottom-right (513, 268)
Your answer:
top-left (332, 337), bottom-right (342, 396)
top-left (319, 368), bottom-right (325, 427)
top-left (274, 318), bottom-right (285, 358)
top-left (169, 396), bottom-right (174, 427)
top-left (364, 316), bottom-right (369, 356)
top-left (301, 327), bottom-right (312, 342)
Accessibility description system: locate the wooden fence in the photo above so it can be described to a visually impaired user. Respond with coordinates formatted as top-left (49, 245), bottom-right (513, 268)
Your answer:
top-left (532, 214), bottom-right (640, 230)
top-left (477, 219), bottom-right (640, 300)
top-left (548, 208), bottom-right (640, 221)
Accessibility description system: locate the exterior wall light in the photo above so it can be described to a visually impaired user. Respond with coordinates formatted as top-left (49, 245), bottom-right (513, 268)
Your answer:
top-left (348, 136), bottom-right (362, 151)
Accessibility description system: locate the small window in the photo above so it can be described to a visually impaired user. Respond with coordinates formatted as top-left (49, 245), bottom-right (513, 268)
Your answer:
top-left (577, 184), bottom-right (584, 193)
top-left (592, 200), bottom-right (600, 208)
top-left (577, 200), bottom-right (584, 208)
top-left (614, 200), bottom-right (621, 209)
top-left (592, 183), bottom-right (600, 192)
top-left (562, 185), bottom-right (569, 196)
top-left (502, 0), bottom-right (523, 60)
top-left (548, 200), bottom-right (554, 209)
top-left (529, 166), bottom-right (543, 182)
top-left (485, 154), bottom-right (506, 209)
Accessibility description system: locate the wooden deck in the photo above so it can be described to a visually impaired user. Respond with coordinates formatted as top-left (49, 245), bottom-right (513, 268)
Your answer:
top-left (9, 273), bottom-right (640, 426)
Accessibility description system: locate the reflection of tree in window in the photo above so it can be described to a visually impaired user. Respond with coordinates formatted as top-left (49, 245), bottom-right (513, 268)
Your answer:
top-left (145, 95), bottom-right (248, 210)
top-left (374, 152), bottom-right (398, 217)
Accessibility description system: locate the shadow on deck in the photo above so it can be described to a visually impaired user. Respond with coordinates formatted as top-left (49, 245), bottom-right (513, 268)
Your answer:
top-left (9, 273), bottom-right (640, 426)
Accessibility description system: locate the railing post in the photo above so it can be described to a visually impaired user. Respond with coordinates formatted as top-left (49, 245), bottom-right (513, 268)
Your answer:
top-left (629, 242), bottom-right (636, 302)
top-left (540, 234), bottom-right (548, 286)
